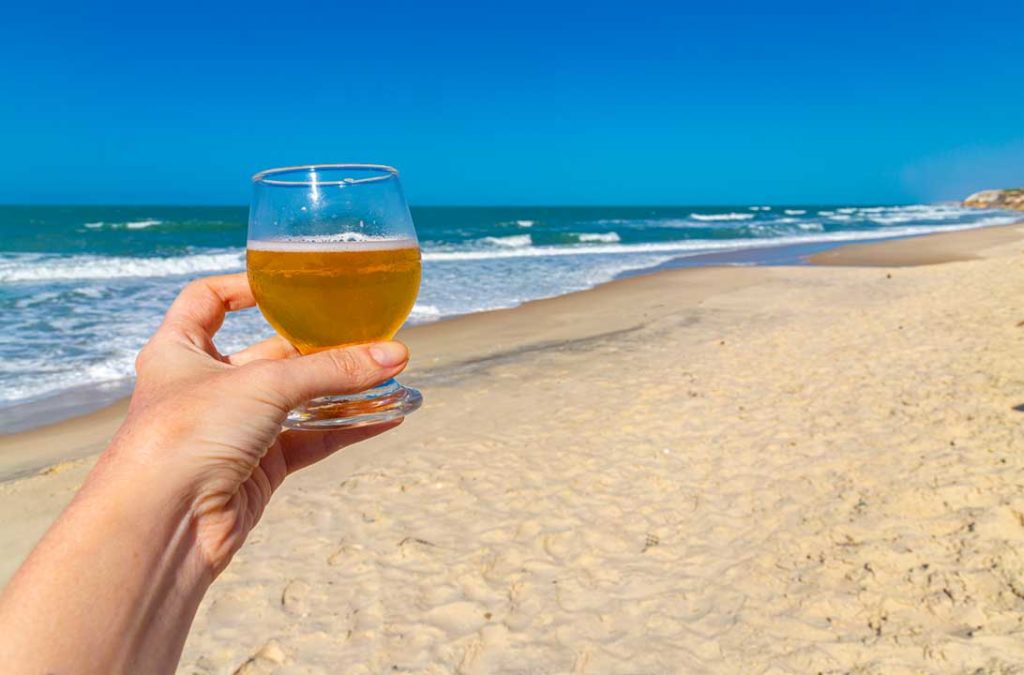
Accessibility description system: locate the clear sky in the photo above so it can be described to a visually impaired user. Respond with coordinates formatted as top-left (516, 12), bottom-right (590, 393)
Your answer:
top-left (1, 0), bottom-right (1021, 205)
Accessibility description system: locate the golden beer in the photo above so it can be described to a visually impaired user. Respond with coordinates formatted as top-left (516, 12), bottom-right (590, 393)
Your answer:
top-left (247, 240), bottom-right (421, 354)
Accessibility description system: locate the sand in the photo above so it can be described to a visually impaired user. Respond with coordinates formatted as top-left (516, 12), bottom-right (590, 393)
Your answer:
top-left (2, 223), bottom-right (1024, 672)
top-left (806, 222), bottom-right (1024, 267)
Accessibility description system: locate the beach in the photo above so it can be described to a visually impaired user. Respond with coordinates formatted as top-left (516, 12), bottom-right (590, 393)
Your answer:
top-left (2, 222), bottom-right (1024, 671)
top-left (2, 203), bottom-right (1016, 430)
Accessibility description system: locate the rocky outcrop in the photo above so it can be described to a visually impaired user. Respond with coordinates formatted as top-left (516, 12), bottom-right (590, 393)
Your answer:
top-left (963, 188), bottom-right (1024, 211)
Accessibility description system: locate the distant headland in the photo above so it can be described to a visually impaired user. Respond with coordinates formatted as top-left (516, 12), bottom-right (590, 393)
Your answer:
top-left (963, 188), bottom-right (1024, 210)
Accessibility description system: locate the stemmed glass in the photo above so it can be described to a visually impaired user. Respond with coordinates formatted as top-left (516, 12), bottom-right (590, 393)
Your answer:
top-left (247, 164), bottom-right (423, 429)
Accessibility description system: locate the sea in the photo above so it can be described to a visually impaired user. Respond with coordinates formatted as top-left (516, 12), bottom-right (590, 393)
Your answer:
top-left (0, 203), bottom-right (1017, 431)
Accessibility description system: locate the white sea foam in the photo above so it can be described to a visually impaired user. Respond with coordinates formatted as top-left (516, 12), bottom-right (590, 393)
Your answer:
top-left (0, 251), bottom-right (244, 282)
top-left (125, 219), bottom-right (163, 229)
top-left (14, 291), bottom-right (61, 308)
top-left (577, 232), bottom-right (621, 243)
top-left (410, 303), bottom-right (442, 320)
top-left (589, 218), bottom-right (713, 230)
top-left (865, 205), bottom-right (977, 225)
top-left (0, 367), bottom-right (133, 406)
top-left (423, 220), bottom-right (1014, 263)
top-left (516, 220), bottom-right (535, 227)
top-left (4, 204), bottom-right (1016, 414)
top-left (784, 209), bottom-right (807, 215)
top-left (82, 219), bottom-right (163, 230)
top-left (6, 211), bottom-right (1015, 287)
top-left (690, 212), bottom-right (755, 222)
top-left (628, 218), bottom-right (702, 229)
top-left (481, 234), bottom-right (532, 248)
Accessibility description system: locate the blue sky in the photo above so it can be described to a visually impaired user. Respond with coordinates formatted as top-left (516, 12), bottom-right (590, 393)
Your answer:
top-left (1, 0), bottom-right (1021, 205)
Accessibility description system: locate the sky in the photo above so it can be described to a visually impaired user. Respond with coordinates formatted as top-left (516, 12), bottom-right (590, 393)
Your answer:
top-left (1, 0), bottom-right (1021, 205)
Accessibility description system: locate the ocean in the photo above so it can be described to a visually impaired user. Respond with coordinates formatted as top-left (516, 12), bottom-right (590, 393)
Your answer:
top-left (0, 203), bottom-right (1016, 431)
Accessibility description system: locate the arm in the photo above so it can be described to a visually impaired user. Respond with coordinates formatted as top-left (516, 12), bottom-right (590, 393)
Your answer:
top-left (0, 273), bottom-right (409, 674)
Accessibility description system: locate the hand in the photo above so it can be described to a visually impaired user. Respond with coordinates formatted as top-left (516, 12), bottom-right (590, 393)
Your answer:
top-left (107, 272), bottom-right (410, 574)
top-left (0, 272), bottom-right (412, 674)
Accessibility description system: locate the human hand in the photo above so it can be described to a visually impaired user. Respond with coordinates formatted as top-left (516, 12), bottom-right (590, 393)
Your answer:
top-left (0, 272), bottom-right (412, 674)
top-left (105, 272), bottom-right (410, 575)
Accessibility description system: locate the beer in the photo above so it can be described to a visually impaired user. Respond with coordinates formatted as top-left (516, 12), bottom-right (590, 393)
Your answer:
top-left (247, 238), bottom-right (421, 354)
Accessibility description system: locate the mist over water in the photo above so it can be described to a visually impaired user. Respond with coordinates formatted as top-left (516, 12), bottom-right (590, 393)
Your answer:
top-left (0, 203), bottom-right (1016, 419)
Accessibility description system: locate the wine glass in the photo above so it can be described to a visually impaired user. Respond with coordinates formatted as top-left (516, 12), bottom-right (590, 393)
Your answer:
top-left (247, 163), bottom-right (422, 429)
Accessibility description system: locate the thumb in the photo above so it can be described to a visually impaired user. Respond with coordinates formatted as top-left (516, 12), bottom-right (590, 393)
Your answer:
top-left (252, 341), bottom-right (410, 410)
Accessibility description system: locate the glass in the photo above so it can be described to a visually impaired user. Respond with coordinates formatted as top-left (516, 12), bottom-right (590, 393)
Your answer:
top-left (247, 163), bottom-right (423, 429)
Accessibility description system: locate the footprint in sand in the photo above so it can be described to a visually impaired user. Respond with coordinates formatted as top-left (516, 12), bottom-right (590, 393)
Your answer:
top-left (424, 601), bottom-right (489, 636)
top-left (281, 579), bottom-right (311, 616)
top-left (231, 640), bottom-right (288, 675)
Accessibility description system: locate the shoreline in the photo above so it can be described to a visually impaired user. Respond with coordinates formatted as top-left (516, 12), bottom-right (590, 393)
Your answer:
top-left (3, 221), bottom-right (1020, 437)
top-left (1, 220), bottom-right (1021, 482)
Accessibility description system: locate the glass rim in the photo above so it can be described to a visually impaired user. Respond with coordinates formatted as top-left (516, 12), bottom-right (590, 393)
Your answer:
top-left (251, 163), bottom-right (399, 186)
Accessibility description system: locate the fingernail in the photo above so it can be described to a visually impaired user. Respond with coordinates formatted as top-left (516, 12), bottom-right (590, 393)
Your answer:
top-left (368, 342), bottom-right (407, 367)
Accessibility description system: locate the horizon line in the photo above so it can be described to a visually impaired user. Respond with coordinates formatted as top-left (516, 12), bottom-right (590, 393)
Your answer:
top-left (0, 200), bottom-right (955, 209)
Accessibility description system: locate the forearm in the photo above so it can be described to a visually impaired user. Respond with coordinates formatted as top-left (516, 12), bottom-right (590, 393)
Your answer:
top-left (0, 451), bottom-right (213, 674)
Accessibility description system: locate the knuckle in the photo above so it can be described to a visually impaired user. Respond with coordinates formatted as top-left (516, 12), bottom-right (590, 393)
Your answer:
top-left (134, 341), bottom-right (157, 373)
top-left (242, 360), bottom-right (293, 407)
top-left (134, 347), bottom-right (149, 373)
top-left (184, 277), bottom-right (210, 294)
top-left (241, 358), bottom-right (281, 386)
top-left (179, 278), bottom-right (217, 308)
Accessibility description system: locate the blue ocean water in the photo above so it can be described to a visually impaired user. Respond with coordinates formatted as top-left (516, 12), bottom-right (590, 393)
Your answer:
top-left (0, 203), bottom-right (1016, 425)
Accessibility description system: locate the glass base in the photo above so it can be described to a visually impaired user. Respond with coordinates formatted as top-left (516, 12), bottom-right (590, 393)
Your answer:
top-left (284, 378), bottom-right (422, 430)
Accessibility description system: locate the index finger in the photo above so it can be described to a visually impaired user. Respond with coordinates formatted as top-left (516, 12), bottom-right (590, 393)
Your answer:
top-left (161, 273), bottom-right (255, 345)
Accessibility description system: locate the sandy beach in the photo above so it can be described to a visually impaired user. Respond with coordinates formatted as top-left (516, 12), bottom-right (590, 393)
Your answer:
top-left (2, 223), bottom-right (1024, 672)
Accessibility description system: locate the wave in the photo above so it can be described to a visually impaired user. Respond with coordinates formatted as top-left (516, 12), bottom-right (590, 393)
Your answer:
top-left (577, 232), bottom-right (621, 243)
top-left (6, 215), bottom-right (1015, 283)
top-left (2, 204), bottom-right (1018, 414)
top-left (82, 219), bottom-right (164, 230)
top-left (595, 218), bottom-right (701, 230)
top-left (423, 218), bottom-right (1016, 263)
top-left (0, 251), bottom-right (244, 282)
top-left (480, 234), bottom-right (532, 248)
top-left (0, 363), bottom-right (134, 406)
top-left (410, 303), bottom-right (442, 320)
top-left (125, 219), bottom-right (163, 229)
top-left (690, 212), bottom-right (755, 222)
top-left (516, 220), bottom-right (535, 228)
top-left (866, 205), bottom-right (977, 225)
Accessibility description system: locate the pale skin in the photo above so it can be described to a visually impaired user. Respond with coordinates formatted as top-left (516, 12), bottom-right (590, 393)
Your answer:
top-left (0, 272), bottom-right (410, 674)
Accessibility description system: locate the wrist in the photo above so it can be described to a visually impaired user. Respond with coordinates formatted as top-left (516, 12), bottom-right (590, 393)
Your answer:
top-left (85, 441), bottom-right (219, 586)
top-left (0, 443), bottom-right (214, 674)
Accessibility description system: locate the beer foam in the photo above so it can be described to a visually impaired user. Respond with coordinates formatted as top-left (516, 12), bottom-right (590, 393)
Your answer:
top-left (247, 234), bottom-right (418, 252)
